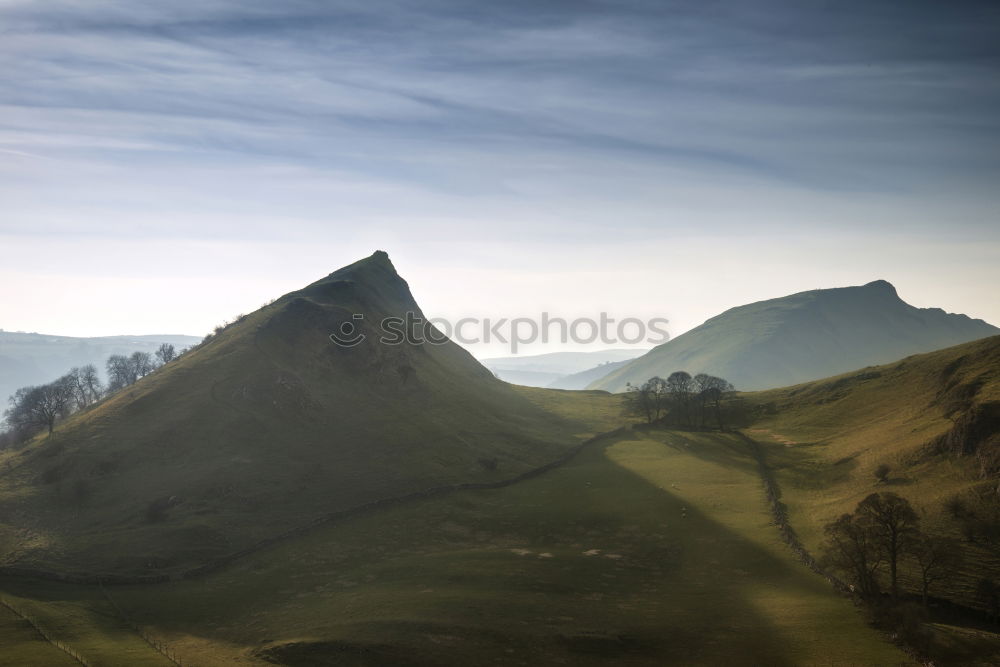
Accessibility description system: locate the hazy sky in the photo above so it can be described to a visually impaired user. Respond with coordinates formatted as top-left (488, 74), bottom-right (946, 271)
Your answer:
top-left (2, 0), bottom-right (999, 357)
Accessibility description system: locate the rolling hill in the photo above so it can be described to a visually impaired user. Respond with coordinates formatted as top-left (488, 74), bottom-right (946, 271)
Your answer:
top-left (483, 349), bottom-right (643, 388)
top-left (0, 252), bottom-right (589, 577)
top-left (591, 280), bottom-right (998, 392)
top-left (744, 334), bottom-right (1000, 627)
top-left (547, 359), bottom-right (631, 390)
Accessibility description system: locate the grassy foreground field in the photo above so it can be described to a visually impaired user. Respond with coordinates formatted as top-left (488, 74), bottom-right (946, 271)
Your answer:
top-left (0, 420), bottom-right (909, 665)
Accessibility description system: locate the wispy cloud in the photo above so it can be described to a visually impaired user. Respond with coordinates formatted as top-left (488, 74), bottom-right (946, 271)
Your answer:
top-left (3, 1), bottom-right (996, 203)
top-left (1, 1), bottom-right (998, 339)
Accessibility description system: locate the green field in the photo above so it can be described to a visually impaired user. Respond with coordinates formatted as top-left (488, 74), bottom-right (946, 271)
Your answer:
top-left (0, 587), bottom-right (175, 666)
top-left (0, 422), bottom-right (910, 665)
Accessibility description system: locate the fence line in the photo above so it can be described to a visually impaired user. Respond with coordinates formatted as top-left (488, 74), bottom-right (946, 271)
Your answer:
top-left (0, 595), bottom-right (91, 666)
top-left (98, 581), bottom-right (184, 666)
top-left (735, 430), bottom-right (852, 593)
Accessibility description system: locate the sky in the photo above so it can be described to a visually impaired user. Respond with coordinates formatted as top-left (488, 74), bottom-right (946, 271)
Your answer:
top-left (1, 0), bottom-right (999, 357)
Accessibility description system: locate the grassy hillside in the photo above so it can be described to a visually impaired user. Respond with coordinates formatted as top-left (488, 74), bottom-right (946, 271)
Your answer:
top-left (743, 335), bottom-right (1000, 620)
top-left (482, 349), bottom-right (642, 376)
top-left (0, 252), bottom-right (592, 577)
top-left (0, 421), bottom-right (910, 665)
top-left (547, 359), bottom-right (630, 390)
top-left (484, 350), bottom-right (642, 389)
top-left (592, 280), bottom-right (998, 392)
top-left (0, 585), bottom-right (175, 666)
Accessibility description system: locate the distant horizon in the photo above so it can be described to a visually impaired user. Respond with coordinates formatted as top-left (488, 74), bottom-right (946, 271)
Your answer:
top-left (3, 270), bottom-right (997, 360)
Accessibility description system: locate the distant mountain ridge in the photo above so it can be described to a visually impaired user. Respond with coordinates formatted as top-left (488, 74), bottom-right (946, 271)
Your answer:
top-left (547, 359), bottom-right (632, 390)
top-left (590, 280), bottom-right (999, 392)
top-left (0, 331), bottom-right (201, 404)
top-left (483, 349), bottom-right (643, 388)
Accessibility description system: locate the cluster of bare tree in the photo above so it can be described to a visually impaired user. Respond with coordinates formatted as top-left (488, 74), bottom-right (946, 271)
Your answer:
top-left (4, 367), bottom-right (97, 437)
top-left (623, 371), bottom-right (736, 429)
top-left (1, 343), bottom-right (179, 444)
top-left (821, 492), bottom-right (961, 606)
top-left (106, 345), bottom-right (176, 392)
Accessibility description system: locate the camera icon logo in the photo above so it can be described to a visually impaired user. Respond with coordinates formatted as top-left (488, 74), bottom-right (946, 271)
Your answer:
top-left (329, 314), bottom-right (366, 347)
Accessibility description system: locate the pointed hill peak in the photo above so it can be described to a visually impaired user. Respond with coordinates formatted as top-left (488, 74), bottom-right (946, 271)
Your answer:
top-left (285, 250), bottom-right (413, 314)
top-left (0, 250), bottom-right (584, 577)
top-left (862, 279), bottom-right (898, 296)
top-left (313, 249), bottom-right (401, 285)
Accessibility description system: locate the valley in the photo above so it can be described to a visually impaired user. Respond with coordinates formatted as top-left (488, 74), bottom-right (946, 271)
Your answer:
top-left (0, 399), bottom-right (913, 665)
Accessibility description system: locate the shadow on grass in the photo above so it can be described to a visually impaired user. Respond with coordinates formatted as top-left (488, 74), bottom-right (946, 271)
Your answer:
top-left (151, 436), bottom-right (874, 663)
top-left (2, 432), bottom-right (898, 666)
top-left (635, 426), bottom-right (856, 495)
top-left (640, 427), bottom-right (761, 477)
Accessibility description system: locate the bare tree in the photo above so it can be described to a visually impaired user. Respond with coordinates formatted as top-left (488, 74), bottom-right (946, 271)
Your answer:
top-left (623, 382), bottom-right (652, 423)
top-left (79, 364), bottom-right (103, 404)
top-left (857, 492), bottom-right (920, 599)
top-left (106, 351), bottom-right (155, 393)
top-left (63, 367), bottom-right (86, 410)
top-left (913, 535), bottom-right (962, 607)
top-left (155, 343), bottom-right (176, 366)
top-left (624, 377), bottom-right (668, 424)
top-left (130, 351), bottom-right (154, 378)
top-left (702, 375), bottom-right (735, 429)
top-left (821, 512), bottom-right (884, 598)
top-left (689, 374), bottom-right (734, 429)
top-left (666, 371), bottom-right (694, 426)
top-left (63, 365), bottom-right (103, 410)
top-left (693, 373), bottom-right (712, 427)
top-left (4, 380), bottom-right (74, 436)
top-left (106, 354), bottom-right (133, 392)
